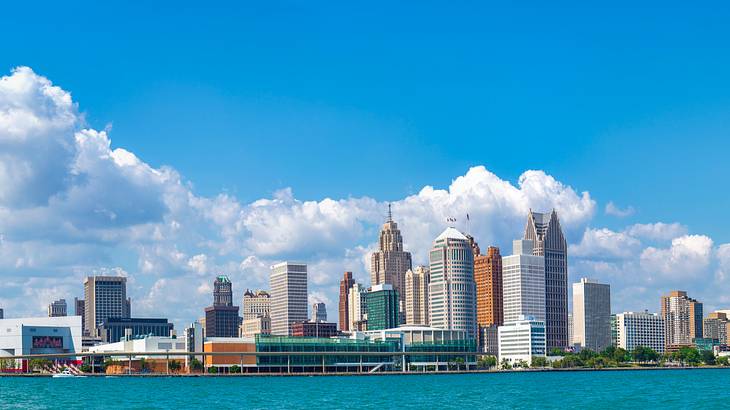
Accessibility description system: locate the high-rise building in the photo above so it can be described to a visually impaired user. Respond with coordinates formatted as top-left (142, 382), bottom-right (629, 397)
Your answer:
top-left (338, 272), bottom-right (355, 331)
top-left (48, 299), bottom-right (68, 317)
top-left (502, 239), bottom-right (545, 324)
top-left (348, 283), bottom-right (367, 331)
top-left (84, 276), bottom-right (131, 337)
top-left (524, 209), bottom-right (568, 350)
top-left (0, 308), bottom-right (3, 319)
top-left (703, 312), bottom-right (730, 345)
top-left (405, 266), bottom-right (429, 325)
top-left (74, 298), bottom-right (85, 335)
top-left (610, 314), bottom-right (618, 347)
top-left (572, 278), bottom-right (611, 352)
top-left (661, 290), bottom-right (703, 349)
top-left (204, 276), bottom-right (240, 338)
top-left (475, 246), bottom-right (503, 327)
top-left (498, 315), bottom-right (546, 366)
top-left (270, 262), bottom-right (308, 336)
top-left (616, 311), bottom-right (665, 353)
top-left (242, 289), bottom-right (270, 321)
top-left (312, 302), bottom-right (327, 322)
top-left (370, 206), bottom-right (412, 320)
top-left (365, 284), bottom-right (399, 330)
top-left (568, 313), bottom-right (574, 345)
top-left (428, 227), bottom-right (477, 338)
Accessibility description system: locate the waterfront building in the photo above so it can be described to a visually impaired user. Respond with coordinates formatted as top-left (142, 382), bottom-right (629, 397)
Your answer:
top-left (370, 206), bottom-right (413, 320)
top-left (240, 316), bottom-right (271, 337)
top-left (661, 290), bottom-right (703, 349)
top-left (270, 262), bottom-right (308, 336)
top-left (616, 311), bottom-right (665, 353)
top-left (47, 299), bottom-right (67, 317)
top-left (312, 302), bottom-right (327, 322)
top-left (242, 289), bottom-right (270, 321)
top-left (480, 324), bottom-right (499, 356)
top-left (84, 276), bottom-right (131, 338)
top-left (291, 321), bottom-right (338, 338)
top-left (338, 272), bottom-right (355, 331)
top-left (348, 283), bottom-right (367, 331)
top-left (703, 312), bottom-right (730, 345)
top-left (524, 209), bottom-right (568, 350)
top-left (0, 316), bottom-right (82, 370)
top-left (74, 298), bottom-right (86, 335)
top-left (428, 227), bottom-right (477, 338)
top-left (98, 317), bottom-right (174, 343)
top-left (502, 239), bottom-right (545, 323)
top-left (365, 284), bottom-right (399, 331)
top-left (405, 266), bottom-right (429, 325)
top-left (475, 246), bottom-right (503, 327)
top-left (90, 334), bottom-right (188, 373)
top-left (498, 315), bottom-right (546, 366)
top-left (572, 278), bottom-right (611, 352)
top-left (204, 276), bottom-right (240, 338)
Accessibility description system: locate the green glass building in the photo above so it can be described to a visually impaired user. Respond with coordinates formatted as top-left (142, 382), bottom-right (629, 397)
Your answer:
top-left (365, 284), bottom-right (399, 330)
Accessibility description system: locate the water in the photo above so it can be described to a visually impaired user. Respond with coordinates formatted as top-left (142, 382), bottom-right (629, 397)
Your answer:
top-left (1, 369), bottom-right (729, 409)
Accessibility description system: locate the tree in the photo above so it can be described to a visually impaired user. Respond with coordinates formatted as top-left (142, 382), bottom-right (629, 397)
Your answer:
top-left (500, 358), bottom-right (512, 370)
top-left (548, 348), bottom-right (565, 356)
top-left (229, 365), bottom-right (241, 374)
top-left (0, 358), bottom-right (14, 371)
top-left (477, 355), bottom-right (497, 369)
top-left (531, 356), bottom-right (548, 368)
top-left (169, 360), bottom-right (181, 372)
top-left (716, 356), bottom-right (729, 366)
top-left (79, 364), bottom-right (92, 373)
top-left (207, 366), bottom-right (218, 374)
top-left (632, 346), bottom-right (658, 364)
top-left (139, 358), bottom-right (149, 372)
top-left (612, 348), bottom-right (630, 363)
top-left (28, 358), bottom-right (52, 372)
top-left (189, 358), bottom-right (204, 372)
top-left (578, 349), bottom-right (596, 361)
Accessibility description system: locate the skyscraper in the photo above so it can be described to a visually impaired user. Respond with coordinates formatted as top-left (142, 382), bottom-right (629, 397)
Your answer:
top-left (74, 298), bottom-right (86, 336)
top-left (370, 205), bottom-right (412, 319)
top-left (405, 266), bottom-right (429, 325)
top-left (502, 239), bottom-right (546, 324)
top-left (524, 209), bottom-right (568, 350)
top-left (348, 283), bottom-right (367, 331)
top-left (572, 278), bottom-right (611, 352)
top-left (338, 272), bottom-right (355, 331)
top-left (48, 299), bottom-right (68, 317)
top-left (475, 246), bottom-right (503, 327)
top-left (365, 284), bottom-right (399, 330)
top-left (270, 262), bottom-right (308, 336)
top-left (428, 227), bottom-right (477, 338)
top-left (242, 289), bottom-right (270, 320)
top-left (204, 275), bottom-right (240, 338)
top-left (703, 312), bottom-right (730, 345)
top-left (84, 276), bottom-right (131, 337)
top-left (616, 311), bottom-right (665, 353)
top-left (312, 302), bottom-right (327, 322)
top-left (661, 290), bottom-right (703, 349)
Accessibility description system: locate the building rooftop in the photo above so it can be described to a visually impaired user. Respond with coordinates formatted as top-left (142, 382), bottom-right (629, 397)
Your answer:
top-left (435, 227), bottom-right (468, 241)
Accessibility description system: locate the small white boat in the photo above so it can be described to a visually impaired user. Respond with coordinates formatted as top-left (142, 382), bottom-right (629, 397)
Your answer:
top-left (52, 368), bottom-right (85, 378)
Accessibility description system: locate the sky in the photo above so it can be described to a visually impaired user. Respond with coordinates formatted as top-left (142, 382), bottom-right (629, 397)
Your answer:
top-left (1, 2), bottom-right (730, 329)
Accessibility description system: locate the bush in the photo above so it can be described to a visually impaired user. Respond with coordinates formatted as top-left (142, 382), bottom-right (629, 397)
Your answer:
top-left (189, 358), bottom-right (204, 372)
top-left (531, 356), bottom-right (548, 368)
top-left (717, 356), bottom-right (729, 366)
top-left (207, 366), bottom-right (218, 374)
top-left (229, 365), bottom-right (241, 374)
top-left (79, 364), bottom-right (92, 373)
top-left (169, 360), bottom-right (181, 372)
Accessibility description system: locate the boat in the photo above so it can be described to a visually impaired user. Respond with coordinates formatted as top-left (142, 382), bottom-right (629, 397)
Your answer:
top-left (52, 368), bottom-right (85, 378)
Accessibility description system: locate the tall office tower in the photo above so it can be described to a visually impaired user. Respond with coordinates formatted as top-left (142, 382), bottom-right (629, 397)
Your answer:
top-left (365, 284), bottom-right (399, 330)
top-left (703, 312), bottom-right (730, 345)
top-left (475, 246), bottom-right (503, 327)
top-left (48, 299), bottom-right (68, 317)
top-left (84, 276), bottom-right (130, 337)
top-left (610, 314), bottom-right (618, 347)
top-left (204, 275), bottom-right (240, 338)
top-left (616, 311), bottom-right (666, 353)
top-left (661, 290), bottom-right (703, 349)
top-left (242, 289), bottom-right (271, 320)
top-left (270, 262), bottom-right (308, 336)
top-left (572, 278), bottom-right (611, 352)
top-left (370, 205), bottom-right (412, 319)
top-left (405, 266), bottom-right (430, 325)
top-left (502, 239), bottom-right (546, 324)
top-left (338, 272), bottom-right (355, 331)
top-left (348, 283), bottom-right (367, 330)
top-left (74, 298), bottom-right (86, 335)
top-left (524, 209), bottom-right (568, 350)
top-left (312, 302), bottom-right (327, 322)
top-left (428, 227), bottom-right (477, 338)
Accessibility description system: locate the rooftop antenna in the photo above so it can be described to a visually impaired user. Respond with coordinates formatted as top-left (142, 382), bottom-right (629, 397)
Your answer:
top-left (387, 203), bottom-right (393, 222)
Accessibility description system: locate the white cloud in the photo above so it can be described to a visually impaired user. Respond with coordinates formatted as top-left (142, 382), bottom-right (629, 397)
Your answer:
top-left (605, 201), bottom-right (635, 217)
top-left (626, 222), bottom-right (687, 242)
top-left (640, 235), bottom-right (713, 279)
top-left (570, 228), bottom-right (641, 259)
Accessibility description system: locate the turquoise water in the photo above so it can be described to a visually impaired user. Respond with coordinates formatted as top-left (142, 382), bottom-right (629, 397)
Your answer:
top-left (1, 369), bottom-right (729, 409)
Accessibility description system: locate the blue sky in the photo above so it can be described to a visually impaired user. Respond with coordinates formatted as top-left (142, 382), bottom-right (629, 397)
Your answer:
top-left (1, 2), bottom-right (729, 325)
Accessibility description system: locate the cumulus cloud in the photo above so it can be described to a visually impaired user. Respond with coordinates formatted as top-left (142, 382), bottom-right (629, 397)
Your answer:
top-left (640, 235), bottom-right (714, 279)
top-left (605, 201), bottom-right (635, 217)
top-left (626, 222), bottom-right (687, 242)
top-left (570, 228), bottom-right (641, 259)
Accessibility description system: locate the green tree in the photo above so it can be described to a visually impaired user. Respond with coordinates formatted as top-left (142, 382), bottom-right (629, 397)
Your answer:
top-left (578, 349), bottom-right (596, 361)
top-left (139, 358), bottom-right (149, 372)
top-left (229, 365), bottom-right (241, 374)
top-left (0, 358), bottom-right (14, 371)
top-left (79, 364), bottom-right (92, 373)
top-left (531, 356), bottom-right (548, 368)
top-left (632, 346), bottom-right (659, 363)
top-left (612, 347), bottom-right (630, 363)
top-left (500, 358), bottom-right (511, 370)
top-left (548, 348), bottom-right (565, 356)
top-left (716, 356), bottom-right (729, 366)
top-left (168, 360), bottom-right (181, 372)
top-left (189, 358), bottom-right (204, 372)
top-left (28, 358), bottom-right (52, 372)
top-left (477, 355), bottom-right (497, 369)
top-left (207, 366), bottom-right (218, 374)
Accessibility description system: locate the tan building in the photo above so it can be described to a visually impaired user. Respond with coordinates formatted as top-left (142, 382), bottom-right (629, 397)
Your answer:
top-left (661, 290), bottom-right (703, 349)
top-left (703, 312), bottom-right (730, 345)
top-left (370, 205), bottom-right (412, 318)
top-left (348, 283), bottom-right (367, 331)
top-left (242, 289), bottom-right (271, 321)
top-left (405, 266), bottom-right (429, 325)
top-left (475, 246), bottom-right (503, 327)
top-left (239, 316), bottom-right (271, 337)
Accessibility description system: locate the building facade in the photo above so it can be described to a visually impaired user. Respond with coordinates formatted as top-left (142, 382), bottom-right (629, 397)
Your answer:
top-left (242, 290), bottom-right (271, 321)
top-left (338, 272), bottom-right (355, 331)
top-left (405, 266), bottom-right (429, 325)
top-left (291, 321), bottom-right (338, 338)
top-left (661, 290), bottom-right (703, 349)
top-left (84, 276), bottom-right (131, 338)
top-left (312, 302), bottom-right (327, 322)
top-left (428, 227), bottom-right (477, 338)
top-left (502, 239), bottom-right (545, 324)
top-left (703, 312), bottom-right (730, 345)
top-left (48, 299), bottom-right (68, 317)
top-left (205, 275), bottom-right (240, 338)
top-left (370, 207), bottom-right (412, 319)
top-left (365, 284), bottom-right (399, 331)
top-left (524, 209), bottom-right (568, 350)
top-left (74, 298), bottom-right (85, 335)
top-left (348, 283), bottom-right (367, 331)
top-left (98, 317), bottom-right (174, 343)
top-left (240, 316), bottom-right (271, 337)
top-left (0, 316), bottom-right (83, 367)
top-left (498, 316), bottom-right (546, 366)
top-left (213, 276), bottom-right (233, 306)
top-left (270, 262), bottom-right (308, 336)
top-left (616, 311), bottom-right (665, 353)
top-left (475, 246), bottom-right (503, 328)
top-left (572, 278), bottom-right (611, 352)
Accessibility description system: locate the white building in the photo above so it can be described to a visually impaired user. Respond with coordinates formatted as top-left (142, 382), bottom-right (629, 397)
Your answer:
top-left (572, 278), bottom-right (611, 352)
top-left (0, 316), bottom-right (83, 366)
top-left (498, 315), bottom-right (546, 366)
top-left (502, 239), bottom-right (545, 323)
top-left (616, 311), bottom-right (665, 353)
top-left (270, 262), bottom-right (308, 336)
top-left (89, 335), bottom-right (188, 359)
top-left (428, 227), bottom-right (477, 338)
top-left (242, 290), bottom-right (271, 321)
top-left (405, 266), bottom-right (429, 325)
top-left (348, 283), bottom-right (367, 330)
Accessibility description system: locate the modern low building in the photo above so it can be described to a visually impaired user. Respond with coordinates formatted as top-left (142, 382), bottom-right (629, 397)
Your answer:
top-left (616, 311), bottom-right (665, 353)
top-left (240, 316), bottom-right (271, 338)
top-left (98, 317), bottom-right (174, 343)
top-left (498, 316), bottom-right (546, 366)
top-left (0, 316), bottom-right (83, 370)
top-left (291, 321), bottom-right (338, 338)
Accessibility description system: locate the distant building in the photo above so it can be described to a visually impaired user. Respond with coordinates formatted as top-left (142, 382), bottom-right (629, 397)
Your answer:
top-left (242, 289), bottom-right (270, 321)
top-left (213, 275), bottom-right (233, 306)
top-left (365, 284), bottom-right (399, 331)
top-left (291, 321), bottom-right (338, 338)
top-left (84, 276), bottom-right (131, 338)
top-left (370, 206), bottom-right (412, 320)
top-left (568, 313), bottom-right (574, 346)
top-left (480, 324), bottom-right (499, 356)
top-left (338, 272), bottom-right (355, 331)
top-left (610, 314), bottom-right (618, 347)
top-left (498, 316), bottom-right (546, 366)
top-left (99, 317), bottom-right (174, 343)
top-left (428, 227), bottom-right (477, 338)
top-left (348, 283), bottom-right (367, 331)
top-left (270, 262), bottom-right (308, 336)
top-left (475, 246), bottom-right (503, 327)
top-left (0, 316), bottom-right (83, 369)
top-left (502, 239), bottom-right (545, 323)
top-left (312, 302), bottom-right (327, 322)
top-left (184, 321), bottom-right (204, 366)
top-left (48, 299), bottom-right (68, 317)
top-left (703, 312), bottom-right (730, 345)
top-left (661, 290), bottom-right (703, 349)
top-left (616, 311), bottom-right (665, 353)
top-left (405, 266), bottom-right (429, 325)
top-left (204, 276), bottom-right (240, 338)
top-left (0, 308), bottom-right (3, 319)
top-left (572, 278), bottom-right (611, 352)
top-left (74, 298), bottom-right (86, 335)
top-left (240, 316), bottom-right (271, 337)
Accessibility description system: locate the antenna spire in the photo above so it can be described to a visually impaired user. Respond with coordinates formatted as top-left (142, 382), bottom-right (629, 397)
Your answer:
top-left (387, 203), bottom-right (393, 222)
